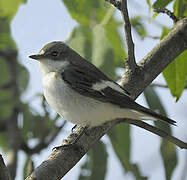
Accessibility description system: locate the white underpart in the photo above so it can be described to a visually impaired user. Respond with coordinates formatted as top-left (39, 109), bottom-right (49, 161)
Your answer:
top-left (92, 80), bottom-right (129, 95)
top-left (42, 71), bottom-right (154, 126)
top-left (38, 58), bottom-right (69, 75)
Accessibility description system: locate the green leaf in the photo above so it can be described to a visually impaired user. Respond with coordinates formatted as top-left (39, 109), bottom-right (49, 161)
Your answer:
top-left (131, 16), bottom-right (147, 39)
top-left (161, 27), bottom-right (187, 100)
top-left (0, 89), bottom-right (14, 119)
top-left (108, 124), bottom-right (147, 180)
top-left (92, 25), bottom-right (111, 67)
top-left (173, 0), bottom-right (183, 17)
top-left (144, 87), bottom-right (177, 180)
top-left (145, 0), bottom-right (152, 8)
top-left (0, 132), bottom-right (8, 151)
top-left (66, 26), bottom-right (92, 60)
top-left (173, 0), bottom-right (187, 18)
top-left (78, 141), bottom-right (107, 180)
top-left (0, 0), bottom-right (26, 20)
top-left (92, 24), bottom-right (116, 79)
top-left (66, 24), bottom-right (119, 80)
top-left (183, 0), bottom-right (187, 17)
top-left (144, 87), bottom-right (169, 131)
top-left (160, 140), bottom-right (177, 180)
top-left (153, 0), bottom-right (174, 8)
top-left (160, 26), bottom-right (170, 39)
top-left (108, 124), bottom-right (130, 163)
top-left (0, 58), bottom-right (10, 85)
top-left (163, 50), bottom-right (187, 100)
top-left (0, 18), bottom-right (16, 50)
top-left (105, 18), bottom-right (126, 66)
top-left (62, 0), bottom-right (109, 26)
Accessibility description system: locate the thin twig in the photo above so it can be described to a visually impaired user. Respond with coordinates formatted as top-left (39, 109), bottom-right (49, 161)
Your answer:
top-left (121, 0), bottom-right (137, 70)
top-left (105, 0), bottom-right (121, 10)
top-left (150, 83), bottom-right (170, 88)
top-left (150, 83), bottom-right (187, 89)
top-left (21, 122), bottom-right (66, 154)
top-left (154, 8), bottom-right (179, 23)
top-left (118, 119), bottom-right (187, 149)
top-left (146, 35), bottom-right (160, 39)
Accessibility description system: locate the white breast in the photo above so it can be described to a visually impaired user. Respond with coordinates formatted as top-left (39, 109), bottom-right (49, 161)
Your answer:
top-left (42, 72), bottom-right (73, 117)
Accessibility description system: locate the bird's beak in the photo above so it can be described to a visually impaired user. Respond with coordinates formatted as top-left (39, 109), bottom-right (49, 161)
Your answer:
top-left (29, 54), bottom-right (44, 60)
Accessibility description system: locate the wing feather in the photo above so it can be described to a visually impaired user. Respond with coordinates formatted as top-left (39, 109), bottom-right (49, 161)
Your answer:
top-left (61, 66), bottom-right (176, 125)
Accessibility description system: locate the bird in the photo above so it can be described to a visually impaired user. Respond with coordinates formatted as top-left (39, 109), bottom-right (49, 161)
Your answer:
top-left (29, 41), bottom-right (176, 128)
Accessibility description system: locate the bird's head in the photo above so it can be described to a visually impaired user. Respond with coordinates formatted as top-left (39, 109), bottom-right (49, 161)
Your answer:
top-left (29, 41), bottom-right (71, 74)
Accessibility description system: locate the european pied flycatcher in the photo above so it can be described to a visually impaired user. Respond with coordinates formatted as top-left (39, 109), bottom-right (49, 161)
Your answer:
top-left (29, 41), bottom-right (176, 127)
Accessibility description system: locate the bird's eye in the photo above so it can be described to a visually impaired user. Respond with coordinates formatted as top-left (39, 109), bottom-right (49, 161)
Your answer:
top-left (51, 51), bottom-right (58, 57)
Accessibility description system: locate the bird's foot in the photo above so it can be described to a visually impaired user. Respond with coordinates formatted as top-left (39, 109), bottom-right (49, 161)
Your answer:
top-left (52, 125), bottom-right (89, 151)
top-left (52, 143), bottom-right (78, 151)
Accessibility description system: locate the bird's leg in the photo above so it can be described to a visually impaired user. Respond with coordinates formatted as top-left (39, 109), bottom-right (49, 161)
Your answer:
top-left (53, 125), bottom-right (88, 151)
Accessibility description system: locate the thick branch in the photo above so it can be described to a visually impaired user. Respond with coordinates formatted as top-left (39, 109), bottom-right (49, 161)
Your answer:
top-left (26, 18), bottom-right (187, 180)
top-left (0, 155), bottom-right (12, 180)
top-left (121, 18), bottom-right (187, 99)
top-left (121, 0), bottom-right (137, 70)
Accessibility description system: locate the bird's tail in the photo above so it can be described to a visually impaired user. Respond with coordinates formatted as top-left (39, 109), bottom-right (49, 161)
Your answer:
top-left (131, 104), bottom-right (176, 125)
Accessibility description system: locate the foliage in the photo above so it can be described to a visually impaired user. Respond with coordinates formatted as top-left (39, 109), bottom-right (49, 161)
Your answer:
top-left (78, 141), bottom-right (108, 180)
top-left (151, 0), bottom-right (187, 100)
top-left (161, 27), bottom-right (187, 101)
top-left (0, 0), bottom-right (186, 179)
top-left (144, 87), bottom-right (177, 180)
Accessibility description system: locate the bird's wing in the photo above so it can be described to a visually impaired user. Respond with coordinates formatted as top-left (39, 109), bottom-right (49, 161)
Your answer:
top-left (61, 66), bottom-right (176, 125)
top-left (61, 65), bottom-right (133, 108)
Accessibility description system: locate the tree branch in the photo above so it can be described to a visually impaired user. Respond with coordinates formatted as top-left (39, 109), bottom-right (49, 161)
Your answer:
top-left (0, 155), bottom-right (12, 180)
top-left (119, 119), bottom-right (187, 149)
top-left (0, 120), bottom-right (7, 132)
top-left (150, 83), bottom-right (187, 89)
top-left (105, 0), bottom-right (121, 10)
top-left (5, 52), bottom-right (20, 179)
top-left (21, 122), bottom-right (66, 155)
top-left (26, 17), bottom-right (187, 180)
top-left (121, 0), bottom-right (137, 71)
top-left (154, 8), bottom-right (178, 23)
top-left (105, 0), bottom-right (137, 70)
top-left (121, 18), bottom-right (187, 99)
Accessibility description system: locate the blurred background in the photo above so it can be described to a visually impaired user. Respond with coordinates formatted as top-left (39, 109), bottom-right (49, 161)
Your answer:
top-left (0, 0), bottom-right (187, 179)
